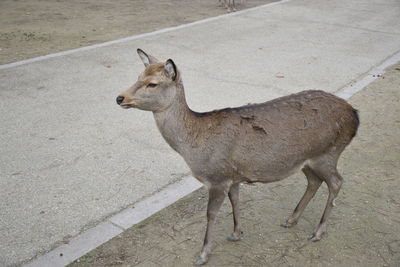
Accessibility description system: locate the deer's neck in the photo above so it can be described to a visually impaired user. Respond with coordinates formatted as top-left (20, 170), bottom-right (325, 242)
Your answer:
top-left (152, 84), bottom-right (198, 155)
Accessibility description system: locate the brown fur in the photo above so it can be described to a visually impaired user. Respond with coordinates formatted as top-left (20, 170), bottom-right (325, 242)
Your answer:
top-left (117, 50), bottom-right (359, 265)
top-left (144, 62), bottom-right (164, 76)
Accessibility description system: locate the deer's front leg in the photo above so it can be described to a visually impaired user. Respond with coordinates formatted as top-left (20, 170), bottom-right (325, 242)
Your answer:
top-left (195, 186), bottom-right (226, 266)
top-left (227, 183), bottom-right (242, 241)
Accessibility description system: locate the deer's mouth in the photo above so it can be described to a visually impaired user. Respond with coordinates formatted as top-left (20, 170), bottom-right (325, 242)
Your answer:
top-left (119, 98), bottom-right (140, 109)
top-left (120, 103), bottom-right (137, 109)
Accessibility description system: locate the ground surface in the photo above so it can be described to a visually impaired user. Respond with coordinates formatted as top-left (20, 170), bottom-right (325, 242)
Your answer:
top-left (69, 64), bottom-right (400, 266)
top-left (1, 0), bottom-right (400, 266)
top-left (0, 0), bottom-right (273, 64)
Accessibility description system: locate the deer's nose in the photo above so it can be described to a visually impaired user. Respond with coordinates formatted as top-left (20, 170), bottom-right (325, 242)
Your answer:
top-left (116, 95), bottom-right (124, 105)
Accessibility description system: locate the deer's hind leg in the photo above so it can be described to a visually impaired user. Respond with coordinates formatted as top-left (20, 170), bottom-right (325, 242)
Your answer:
top-left (308, 152), bottom-right (344, 242)
top-left (230, 0), bottom-right (236, 11)
top-left (281, 165), bottom-right (323, 228)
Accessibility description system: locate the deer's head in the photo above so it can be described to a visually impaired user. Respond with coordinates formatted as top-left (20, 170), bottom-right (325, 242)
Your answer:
top-left (116, 49), bottom-right (179, 112)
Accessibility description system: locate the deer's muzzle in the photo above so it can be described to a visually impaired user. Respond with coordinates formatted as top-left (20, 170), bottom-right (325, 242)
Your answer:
top-left (116, 95), bottom-right (124, 105)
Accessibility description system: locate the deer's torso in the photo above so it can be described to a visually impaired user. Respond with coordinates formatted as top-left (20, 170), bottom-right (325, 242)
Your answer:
top-left (154, 90), bottom-right (357, 186)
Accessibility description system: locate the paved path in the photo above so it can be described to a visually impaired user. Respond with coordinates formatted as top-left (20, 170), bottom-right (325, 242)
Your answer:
top-left (0, 0), bottom-right (400, 265)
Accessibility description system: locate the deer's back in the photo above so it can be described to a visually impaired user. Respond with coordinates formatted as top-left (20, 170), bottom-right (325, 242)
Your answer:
top-left (188, 90), bottom-right (358, 184)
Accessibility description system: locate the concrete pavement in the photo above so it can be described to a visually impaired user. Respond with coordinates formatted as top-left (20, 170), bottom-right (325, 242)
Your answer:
top-left (1, 0), bottom-right (400, 265)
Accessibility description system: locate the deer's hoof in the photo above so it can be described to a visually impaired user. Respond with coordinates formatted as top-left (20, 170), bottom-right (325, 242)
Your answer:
top-left (227, 230), bottom-right (243, 241)
top-left (308, 234), bottom-right (321, 242)
top-left (280, 221), bottom-right (296, 228)
top-left (309, 230), bottom-right (326, 242)
top-left (194, 258), bottom-right (207, 266)
top-left (226, 235), bottom-right (240, 242)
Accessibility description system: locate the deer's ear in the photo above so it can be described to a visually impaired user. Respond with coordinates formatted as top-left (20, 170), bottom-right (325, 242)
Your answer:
top-left (165, 59), bottom-right (177, 81)
top-left (137, 48), bottom-right (158, 67)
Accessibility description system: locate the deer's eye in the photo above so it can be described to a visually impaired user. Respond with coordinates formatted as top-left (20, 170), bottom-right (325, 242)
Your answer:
top-left (147, 83), bottom-right (158, 88)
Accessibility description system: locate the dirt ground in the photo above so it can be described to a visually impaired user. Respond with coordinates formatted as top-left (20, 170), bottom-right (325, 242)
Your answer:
top-left (0, 0), bottom-right (274, 65)
top-left (67, 65), bottom-right (400, 266)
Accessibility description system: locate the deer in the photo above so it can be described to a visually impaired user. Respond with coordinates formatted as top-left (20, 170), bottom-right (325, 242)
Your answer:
top-left (218, 0), bottom-right (245, 12)
top-left (116, 49), bottom-right (359, 265)
top-left (219, 0), bottom-right (237, 12)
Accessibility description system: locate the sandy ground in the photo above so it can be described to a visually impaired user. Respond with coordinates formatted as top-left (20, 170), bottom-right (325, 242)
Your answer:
top-left (67, 64), bottom-right (400, 266)
top-left (0, 0), bottom-right (274, 65)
